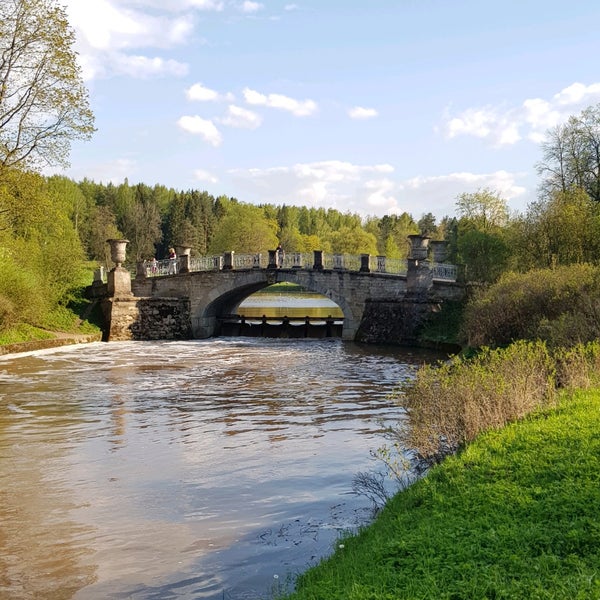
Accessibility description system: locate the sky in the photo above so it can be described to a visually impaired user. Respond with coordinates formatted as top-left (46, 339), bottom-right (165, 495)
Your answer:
top-left (55, 0), bottom-right (600, 221)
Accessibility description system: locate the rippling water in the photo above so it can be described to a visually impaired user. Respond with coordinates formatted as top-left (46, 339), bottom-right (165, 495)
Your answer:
top-left (0, 338), bottom-right (445, 599)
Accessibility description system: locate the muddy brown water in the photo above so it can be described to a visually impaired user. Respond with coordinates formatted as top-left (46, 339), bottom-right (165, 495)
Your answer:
top-left (0, 338), bottom-right (447, 599)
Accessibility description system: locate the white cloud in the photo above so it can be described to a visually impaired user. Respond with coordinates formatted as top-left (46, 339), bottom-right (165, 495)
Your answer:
top-left (64, 0), bottom-right (194, 80)
top-left (123, 0), bottom-right (224, 10)
top-left (66, 1), bottom-right (193, 50)
top-left (362, 178), bottom-right (397, 210)
top-left (177, 116), bottom-right (222, 146)
top-left (442, 81), bottom-right (600, 147)
top-left (218, 105), bottom-right (262, 129)
top-left (227, 162), bottom-right (528, 219)
top-left (112, 54), bottom-right (189, 78)
top-left (186, 82), bottom-right (235, 102)
top-left (398, 170), bottom-right (528, 217)
top-left (243, 88), bottom-right (318, 116)
top-left (553, 82), bottom-right (600, 105)
top-left (80, 52), bottom-right (188, 80)
top-left (348, 106), bottom-right (378, 120)
top-left (194, 169), bottom-right (219, 183)
top-left (444, 106), bottom-right (521, 146)
top-left (240, 1), bottom-right (264, 13)
top-left (186, 0), bottom-right (225, 9)
top-left (228, 160), bottom-right (396, 214)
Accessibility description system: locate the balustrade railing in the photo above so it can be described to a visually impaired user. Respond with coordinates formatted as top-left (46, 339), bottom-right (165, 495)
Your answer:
top-left (431, 262), bottom-right (458, 281)
top-left (233, 253), bottom-right (265, 269)
top-left (369, 256), bottom-right (407, 275)
top-left (135, 252), bottom-right (456, 281)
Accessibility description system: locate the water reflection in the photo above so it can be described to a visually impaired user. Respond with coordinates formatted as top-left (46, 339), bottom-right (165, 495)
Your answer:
top-left (0, 339), bottom-right (447, 599)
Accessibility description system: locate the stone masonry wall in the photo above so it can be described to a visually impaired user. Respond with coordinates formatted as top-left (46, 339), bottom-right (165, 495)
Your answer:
top-left (355, 298), bottom-right (441, 346)
top-left (102, 297), bottom-right (192, 341)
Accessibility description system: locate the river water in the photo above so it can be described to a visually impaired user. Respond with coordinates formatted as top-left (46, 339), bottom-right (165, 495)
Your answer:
top-left (0, 338), bottom-right (446, 599)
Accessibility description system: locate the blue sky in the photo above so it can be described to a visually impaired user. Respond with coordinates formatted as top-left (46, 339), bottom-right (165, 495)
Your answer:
top-left (57, 0), bottom-right (600, 221)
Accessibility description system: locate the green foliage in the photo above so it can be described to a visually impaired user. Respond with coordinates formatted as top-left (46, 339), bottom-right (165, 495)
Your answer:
top-left (0, 0), bottom-right (95, 175)
top-left (462, 263), bottom-right (600, 348)
top-left (0, 252), bottom-right (48, 330)
top-left (455, 189), bottom-right (511, 283)
top-left (0, 169), bottom-right (90, 337)
top-left (209, 203), bottom-right (279, 253)
top-left (329, 225), bottom-right (378, 254)
top-left (458, 228), bottom-right (510, 283)
top-left (0, 323), bottom-right (55, 345)
top-left (513, 188), bottom-right (600, 270)
top-left (285, 389), bottom-right (600, 599)
top-left (553, 342), bottom-right (600, 390)
top-left (456, 188), bottom-right (509, 229)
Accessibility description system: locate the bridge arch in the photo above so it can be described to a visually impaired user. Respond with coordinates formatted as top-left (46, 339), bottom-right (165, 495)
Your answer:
top-left (193, 271), bottom-right (351, 338)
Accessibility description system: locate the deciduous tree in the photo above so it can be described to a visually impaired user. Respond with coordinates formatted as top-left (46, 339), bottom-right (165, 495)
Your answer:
top-left (0, 0), bottom-right (95, 175)
top-left (537, 104), bottom-right (600, 202)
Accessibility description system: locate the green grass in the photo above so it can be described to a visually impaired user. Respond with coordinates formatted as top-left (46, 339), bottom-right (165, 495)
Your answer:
top-left (0, 323), bottom-right (56, 345)
top-left (284, 389), bottom-right (600, 599)
top-left (257, 282), bottom-right (306, 294)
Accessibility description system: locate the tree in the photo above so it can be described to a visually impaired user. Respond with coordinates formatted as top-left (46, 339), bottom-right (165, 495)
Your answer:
top-left (455, 189), bottom-right (511, 283)
top-left (329, 226), bottom-right (378, 255)
top-left (537, 104), bottom-right (600, 202)
top-left (417, 212), bottom-right (438, 237)
top-left (456, 188), bottom-right (509, 231)
top-left (0, 0), bottom-right (95, 175)
top-left (514, 188), bottom-right (600, 269)
top-left (209, 203), bottom-right (278, 253)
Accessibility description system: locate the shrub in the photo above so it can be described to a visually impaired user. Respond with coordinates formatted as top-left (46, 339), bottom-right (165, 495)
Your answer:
top-left (462, 263), bottom-right (600, 348)
top-left (0, 255), bottom-right (49, 332)
top-left (554, 342), bottom-right (600, 390)
top-left (392, 341), bottom-right (556, 462)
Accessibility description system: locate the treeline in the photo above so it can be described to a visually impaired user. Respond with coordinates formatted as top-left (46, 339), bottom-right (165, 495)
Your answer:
top-left (50, 176), bottom-right (442, 266)
top-left (64, 173), bottom-right (600, 289)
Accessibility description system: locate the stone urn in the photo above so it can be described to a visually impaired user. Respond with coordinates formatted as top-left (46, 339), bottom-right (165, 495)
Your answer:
top-left (430, 240), bottom-right (448, 263)
top-left (107, 239), bottom-right (129, 269)
top-left (407, 234), bottom-right (430, 260)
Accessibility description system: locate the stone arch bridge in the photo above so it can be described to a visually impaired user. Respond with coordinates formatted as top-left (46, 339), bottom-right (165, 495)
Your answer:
top-left (95, 238), bottom-right (465, 344)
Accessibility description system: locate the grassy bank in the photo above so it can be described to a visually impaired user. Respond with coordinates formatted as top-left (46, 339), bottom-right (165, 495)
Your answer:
top-left (283, 389), bottom-right (600, 599)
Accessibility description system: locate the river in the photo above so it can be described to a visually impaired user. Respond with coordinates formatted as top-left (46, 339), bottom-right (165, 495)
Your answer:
top-left (0, 337), bottom-right (447, 599)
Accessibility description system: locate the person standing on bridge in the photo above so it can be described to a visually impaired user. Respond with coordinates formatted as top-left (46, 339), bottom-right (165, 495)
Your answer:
top-left (168, 247), bottom-right (177, 274)
top-left (276, 244), bottom-right (285, 268)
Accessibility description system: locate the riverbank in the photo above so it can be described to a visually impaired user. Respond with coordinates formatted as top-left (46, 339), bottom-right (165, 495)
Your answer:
top-left (0, 331), bottom-right (102, 356)
top-left (283, 388), bottom-right (600, 599)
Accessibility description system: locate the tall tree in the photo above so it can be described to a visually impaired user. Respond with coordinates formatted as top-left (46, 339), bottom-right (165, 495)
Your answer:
top-left (0, 0), bottom-right (95, 175)
top-left (208, 203), bottom-right (278, 253)
top-left (456, 188), bottom-right (509, 230)
top-left (455, 189), bottom-right (511, 283)
top-left (515, 188), bottom-right (600, 269)
top-left (417, 212), bottom-right (438, 237)
top-left (537, 104), bottom-right (600, 202)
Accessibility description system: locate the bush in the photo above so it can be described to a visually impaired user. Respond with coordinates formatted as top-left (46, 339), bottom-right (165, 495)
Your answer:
top-left (392, 341), bottom-right (556, 462)
top-left (462, 264), bottom-right (600, 348)
top-left (0, 255), bottom-right (49, 332)
top-left (554, 342), bottom-right (600, 390)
